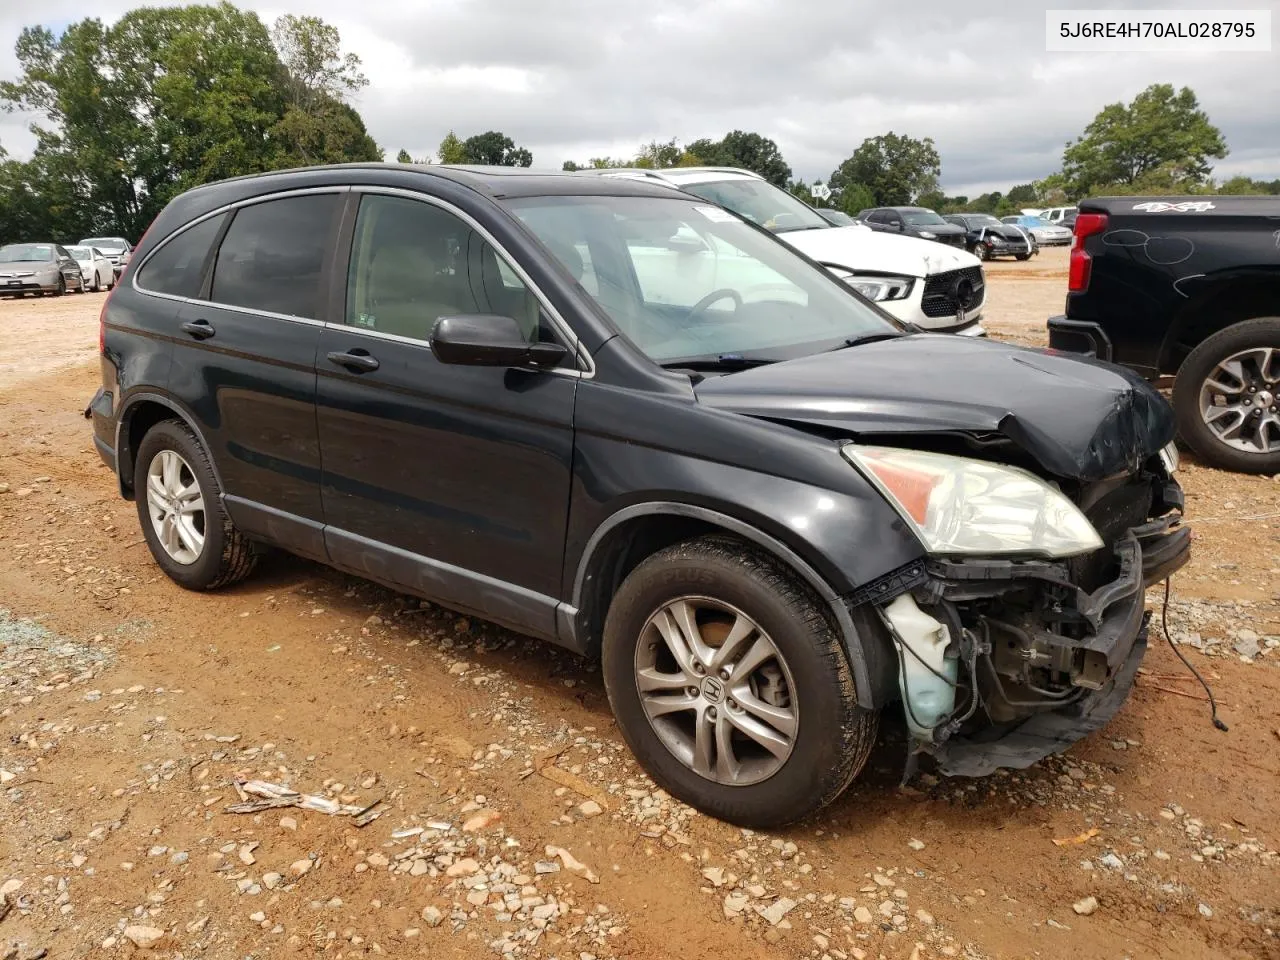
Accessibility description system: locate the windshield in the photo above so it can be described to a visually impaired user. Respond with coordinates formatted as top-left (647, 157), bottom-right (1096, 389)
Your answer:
top-left (969, 215), bottom-right (1003, 227)
top-left (66, 246), bottom-right (91, 258)
top-left (507, 195), bottom-right (899, 363)
top-left (680, 179), bottom-right (829, 234)
top-left (82, 238), bottom-right (126, 252)
top-left (1021, 217), bottom-right (1050, 227)
top-left (0, 244), bottom-right (55, 262)
top-left (902, 210), bottom-right (947, 226)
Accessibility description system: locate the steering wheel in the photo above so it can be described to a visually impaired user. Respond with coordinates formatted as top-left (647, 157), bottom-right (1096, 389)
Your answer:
top-left (687, 288), bottom-right (743, 322)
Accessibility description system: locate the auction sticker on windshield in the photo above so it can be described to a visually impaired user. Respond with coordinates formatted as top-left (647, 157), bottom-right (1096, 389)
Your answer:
top-left (693, 205), bottom-right (739, 223)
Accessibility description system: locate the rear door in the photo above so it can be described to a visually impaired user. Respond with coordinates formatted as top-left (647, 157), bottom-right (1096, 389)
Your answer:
top-left (162, 190), bottom-right (344, 559)
top-left (314, 188), bottom-right (580, 638)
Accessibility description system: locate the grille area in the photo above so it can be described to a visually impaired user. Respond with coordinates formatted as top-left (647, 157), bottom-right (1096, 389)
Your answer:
top-left (920, 266), bottom-right (986, 319)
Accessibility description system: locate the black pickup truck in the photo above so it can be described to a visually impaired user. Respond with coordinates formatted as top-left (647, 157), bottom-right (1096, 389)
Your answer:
top-left (1048, 195), bottom-right (1280, 474)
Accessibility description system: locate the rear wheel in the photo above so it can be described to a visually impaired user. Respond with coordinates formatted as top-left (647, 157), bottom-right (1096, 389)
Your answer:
top-left (1173, 317), bottom-right (1280, 474)
top-left (134, 420), bottom-right (259, 589)
top-left (601, 535), bottom-right (877, 827)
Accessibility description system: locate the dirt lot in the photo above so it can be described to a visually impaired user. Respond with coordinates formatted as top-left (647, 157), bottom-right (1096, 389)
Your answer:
top-left (2, 258), bottom-right (1279, 960)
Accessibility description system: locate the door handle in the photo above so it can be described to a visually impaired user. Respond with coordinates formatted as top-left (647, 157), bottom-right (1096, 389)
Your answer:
top-left (180, 319), bottom-right (215, 340)
top-left (327, 349), bottom-right (380, 373)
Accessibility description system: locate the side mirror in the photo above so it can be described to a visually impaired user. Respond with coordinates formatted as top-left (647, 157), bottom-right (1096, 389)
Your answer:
top-left (665, 234), bottom-right (711, 255)
top-left (430, 314), bottom-right (568, 369)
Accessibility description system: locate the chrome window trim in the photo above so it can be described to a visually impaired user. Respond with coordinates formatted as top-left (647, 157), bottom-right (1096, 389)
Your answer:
top-left (345, 185), bottom-right (595, 379)
top-left (131, 186), bottom-right (349, 328)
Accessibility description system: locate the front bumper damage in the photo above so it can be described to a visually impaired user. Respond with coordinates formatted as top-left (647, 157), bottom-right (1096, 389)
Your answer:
top-left (874, 479), bottom-right (1190, 778)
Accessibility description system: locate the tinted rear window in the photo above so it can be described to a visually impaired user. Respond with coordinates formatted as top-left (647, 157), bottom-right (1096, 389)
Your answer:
top-left (136, 215), bottom-right (225, 298)
top-left (210, 195), bottom-right (340, 319)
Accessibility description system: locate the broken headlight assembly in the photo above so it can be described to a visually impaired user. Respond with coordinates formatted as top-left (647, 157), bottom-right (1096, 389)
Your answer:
top-left (842, 444), bottom-right (1103, 558)
top-left (828, 269), bottom-right (915, 302)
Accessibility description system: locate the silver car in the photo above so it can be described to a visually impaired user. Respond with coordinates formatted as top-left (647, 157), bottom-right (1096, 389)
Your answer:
top-left (1001, 215), bottom-right (1074, 246)
top-left (0, 242), bottom-right (88, 297)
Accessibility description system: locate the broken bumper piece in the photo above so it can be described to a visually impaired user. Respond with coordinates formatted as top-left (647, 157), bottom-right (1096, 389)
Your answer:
top-left (917, 516), bottom-right (1189, 778)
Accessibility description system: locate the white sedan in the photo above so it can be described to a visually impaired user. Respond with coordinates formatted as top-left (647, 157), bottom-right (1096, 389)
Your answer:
top-left (65, 245), bottom-right (116, 291)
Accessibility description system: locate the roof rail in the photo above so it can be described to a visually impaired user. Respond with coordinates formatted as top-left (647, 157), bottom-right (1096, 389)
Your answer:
top-left (657, 166), bottom-right (764, 179)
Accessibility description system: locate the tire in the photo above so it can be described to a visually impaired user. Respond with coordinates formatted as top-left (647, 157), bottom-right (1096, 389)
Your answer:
top-left (133, 419), bottom-right (259, 590)
top-left (601, 535), bottom-right (877, 828)
top-left (75, 273), bottom-right (86, 293)
top-left (52, 276), bottom-right (65, 296)
top-left (91, 271), bottom-right (101, 292)
top-left (1015, 253), bottom-right (1031, 261)
top-left (974, 244), bottom-right (989, 261)
top-left (1172, 317), bottom-right (1280, 474)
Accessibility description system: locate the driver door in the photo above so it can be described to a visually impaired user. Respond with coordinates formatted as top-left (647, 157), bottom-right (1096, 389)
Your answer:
top-left (315, 189), bottom-right (579, 640)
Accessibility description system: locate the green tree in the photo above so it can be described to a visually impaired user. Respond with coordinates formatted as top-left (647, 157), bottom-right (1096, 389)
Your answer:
top-left (269, 13), bottom-right (379, 166)
top-left (634, 138), bottom-right (683, 169)
top-left (459, 130), bottom-right (532, 166)
top-left (436, 131), bottom-right (467, 164)
top-left (717, 131), bottom-right (791, 186)
top-left (829, 133), bottom-right (941, 207)
top-left (0, 4), bottom-right (380, 239)
top-left (396, 148), bottom-right (413, 163)
top-left (1061, 84), bottom-right (1226, 196)
top-left (834, 180), bottom-right (876, 217)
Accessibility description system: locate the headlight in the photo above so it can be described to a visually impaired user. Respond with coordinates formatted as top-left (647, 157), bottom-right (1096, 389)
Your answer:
top-left (917, 231), bottom-right (937, 239)
top-left (1159, 441), bottom-right (1179, 473)
top-left (842, 274), bottom-right (914, 302)
top-left (842, 444), bottom-right (1103, 558)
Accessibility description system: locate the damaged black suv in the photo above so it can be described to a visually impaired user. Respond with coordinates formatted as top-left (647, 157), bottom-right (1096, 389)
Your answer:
top-left (87, 164), bottom-right (1189, 827)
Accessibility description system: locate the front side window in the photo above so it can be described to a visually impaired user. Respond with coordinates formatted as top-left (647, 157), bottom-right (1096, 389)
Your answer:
top-left (210, 195), bottom-right (339, 319)
top-left (508, 195), bottom-right (899, 364)
top-left (137, 214), bottom-right (226, 299)
top-left (681, 179), bottom-right (828, 234)
top-left (345, 193), bottom-right (547, 344)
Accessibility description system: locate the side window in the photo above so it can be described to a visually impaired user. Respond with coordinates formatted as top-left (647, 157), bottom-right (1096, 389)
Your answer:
top-left (55, 245), bottom-right (71, 259)
top-left (136, 215), bottom-right (225, 299)
top-left (345, 193), bottom-right (549, 345)
top-left (210, 194), bottom-right (339, 319)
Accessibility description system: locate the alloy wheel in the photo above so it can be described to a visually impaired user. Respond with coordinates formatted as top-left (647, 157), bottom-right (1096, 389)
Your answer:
top-left (1198, 346), bottom-right (1280, 455)
top-left (634, 596), bottom-right (797, 786)
top-left (145, 449), bottom-right (207, 564)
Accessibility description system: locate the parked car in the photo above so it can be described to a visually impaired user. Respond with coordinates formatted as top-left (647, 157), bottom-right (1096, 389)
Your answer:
top-left (80, 236), bottom-right (133, 279)
top-left (578, 168), bottom-right (986, 335)
top-left (0, 242), bottom-right (88, 296)
top-left (943, 213), bottom-right (1036, 261)
top-left (1001, 215), bottom-right (1074, 246)
top-left (65, 245), bottom-right (116, 291)
top-left (87, 164), bottom-right (1189, 827)
top-left (1034, 206), bottom-right (1078, 228)
top-left (1049, 195), bottom-right (1280, 474)
top-left (814, 208), bottom-right (858, 227)
top-left (860, 207), bottom-right (968, 249)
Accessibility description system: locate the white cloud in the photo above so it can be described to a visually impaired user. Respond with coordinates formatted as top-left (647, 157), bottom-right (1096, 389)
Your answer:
top-left (2, 0), bottom-right (1277, 196)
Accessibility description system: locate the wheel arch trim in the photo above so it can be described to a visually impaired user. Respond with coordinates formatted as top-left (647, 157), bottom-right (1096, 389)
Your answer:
top-left (113, 391), bottom-right (225, 500)
top-left (571, 501), bottom-right (879, 706)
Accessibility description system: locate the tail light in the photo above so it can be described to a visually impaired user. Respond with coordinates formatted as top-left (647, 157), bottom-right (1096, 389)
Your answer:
top-left (1068, 212), bottom-right (1108, 292)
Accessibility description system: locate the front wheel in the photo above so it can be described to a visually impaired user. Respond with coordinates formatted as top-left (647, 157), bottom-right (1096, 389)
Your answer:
top-left (1015, 253), bottom-right (1031, 261)
top-left (134, 420), bottom-right (259, 589)
top-left (1173, 317), bottom-right (1280, 474)
top-left (52, 275), bottom-right (66, 296)
top-left (973, 244), bottom-right (989, 261)
top-left (601, 536), bottom-right (877, 828)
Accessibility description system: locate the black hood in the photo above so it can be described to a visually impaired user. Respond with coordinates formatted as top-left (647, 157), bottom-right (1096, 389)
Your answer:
top-left (694, 335), bottom-right (1174, 481)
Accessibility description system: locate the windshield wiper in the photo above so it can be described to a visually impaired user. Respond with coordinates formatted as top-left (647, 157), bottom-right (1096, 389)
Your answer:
top-left (827, 332), bottom-right (909, 351)
top-left (775, 223), bottom-right (828, 234)
top-left (658, 353), bottom-right (780, 372)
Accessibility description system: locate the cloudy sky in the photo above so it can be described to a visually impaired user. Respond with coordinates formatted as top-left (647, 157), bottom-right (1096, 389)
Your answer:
top-left (1, 0), bottom-right (1277, 195)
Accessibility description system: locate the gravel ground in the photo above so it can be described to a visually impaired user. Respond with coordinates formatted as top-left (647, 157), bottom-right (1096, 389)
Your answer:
top-left (1, 257), bottom-right (1279, 960)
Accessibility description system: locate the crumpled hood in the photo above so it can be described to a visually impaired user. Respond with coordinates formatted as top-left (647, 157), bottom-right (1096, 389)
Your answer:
top-left (694, 335), bottom-right (1175, 481)
top-left (978, 224), bottom-right (1032, 242)
top-left (780, 225), bottom-right (981, 279)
